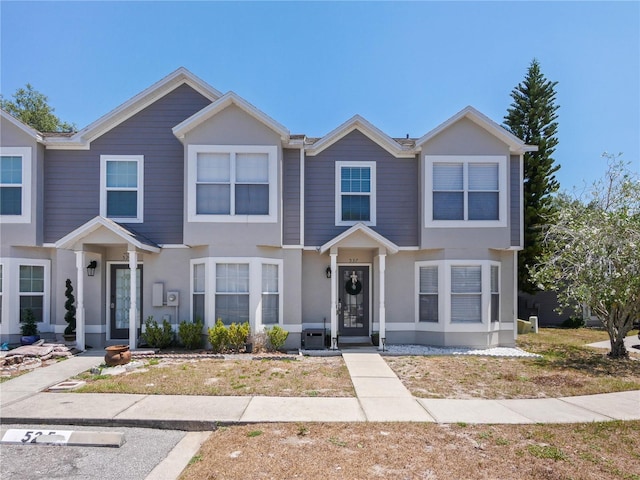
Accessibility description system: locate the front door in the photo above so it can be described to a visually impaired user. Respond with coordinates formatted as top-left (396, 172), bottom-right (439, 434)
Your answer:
top-left (110, 264), bottom-right (142, 340)
top-left (338, 266), bottom-right (369, 336)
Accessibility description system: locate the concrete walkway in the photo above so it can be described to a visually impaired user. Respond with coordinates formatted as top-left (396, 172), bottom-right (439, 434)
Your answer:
top-left (1, 350), bottom-right (638, 428)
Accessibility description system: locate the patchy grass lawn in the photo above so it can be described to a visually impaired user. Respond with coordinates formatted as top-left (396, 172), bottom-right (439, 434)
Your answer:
top-left (386, 328), bottom-right (640, 399)
top-left (73, 356), bottom-right (355, 397)
top-left (180, 421), bottom-right (640, 480)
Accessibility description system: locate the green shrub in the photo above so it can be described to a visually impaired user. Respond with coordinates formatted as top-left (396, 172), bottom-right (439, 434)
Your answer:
top-left (178, 319), bottom-right (204, 349)
top-left (142, 316), bottom-right (174, 349)
top-left (208, 318), bottom-right (229, 353)
top-left (265, 325), bottom-right (289, 351)
top-left (20, 308), bottom-right (39, 336)
top-left (560, 316), bottom-right (585, 328)
top-left (228, 321), bottom-right (250, 352)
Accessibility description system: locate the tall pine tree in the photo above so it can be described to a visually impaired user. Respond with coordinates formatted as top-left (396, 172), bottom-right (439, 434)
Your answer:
top-left (504, 59), bottom-right (560, 293)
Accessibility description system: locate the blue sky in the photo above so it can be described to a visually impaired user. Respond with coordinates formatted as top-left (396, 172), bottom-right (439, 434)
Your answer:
top-left (1, 1), bottom-right (638, 190)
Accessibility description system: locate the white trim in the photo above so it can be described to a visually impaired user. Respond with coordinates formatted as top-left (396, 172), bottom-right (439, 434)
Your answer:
top-left (416, 106), bottom-right (538, 154)
top-left (100, 155), bottom-right (144, 223)
top-left (414, 259), bottom-right (502, 332)
top-left (45, 67), bottom-right (222, 150)
top-left (0, 147), bottom-right (32, 223)
top-left (0, 110), bottom-right (43, 141)
top-left (157, 244), bottom-right (191, 249)
top-left (0, 258), bottom-right (51, 336)
top-left (306, 115), bottom-right (415, 158)
top-left (55, 216), bottom-right (160, 253)
top-left (319, 223), bottom-right (399, 255)
top-left (190, 257), bottom-right (284, 333)
top-left (187, 145), bottom-right (278, 223)
top-left (335, 161), bottom-right (377, 226)
top-left (425, 155), bottom-right (507, 228)
top-left (172, 92), bottom-right (289, 142)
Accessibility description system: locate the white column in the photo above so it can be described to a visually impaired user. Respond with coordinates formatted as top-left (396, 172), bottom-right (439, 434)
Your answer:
top-left (128, 250), bottom-right (138, 350)
top-left (330, 252), bottom-right (338, 349)
top-left (74, 251), bottom-right (86, 351)
top-left (378, 253), bottom-right (386, 351)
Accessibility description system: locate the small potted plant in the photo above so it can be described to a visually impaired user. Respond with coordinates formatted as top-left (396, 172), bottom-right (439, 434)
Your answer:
top-left (63, 278), bottom-right (77, 344)
top-left (20, 308), bottom-right (40, 345)
top-left (371, 331), bottom-right (380, 346)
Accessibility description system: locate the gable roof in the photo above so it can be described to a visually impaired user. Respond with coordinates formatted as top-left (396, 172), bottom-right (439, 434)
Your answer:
top-left (45, 67), bottom-right (222, 150)
top-left (415, 106), bottom-right (538, 154)
top-left (1, 109), bottom-right (43, 142)
top-left (305, 115), bottom-right (415, 158)
top-left (55, 216), bottom-right (160, 253)
top-left (172, 91), bottom-right (289, 142)
top-left (320, 223), bottom-right (399, 255)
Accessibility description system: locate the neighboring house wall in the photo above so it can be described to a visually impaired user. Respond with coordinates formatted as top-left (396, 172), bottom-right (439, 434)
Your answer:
top-left (44, 84), bottom-right (212, 244)
top-left (305, 130), bottom-right (419, 247)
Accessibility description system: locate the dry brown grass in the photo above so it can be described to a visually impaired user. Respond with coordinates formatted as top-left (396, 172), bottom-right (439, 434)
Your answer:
top-left (74, 355), bottom-right (355, 397)
top-left (180, 421), bottom-right (640, 480)
top-left (386, 329), bottom-right (640, 399)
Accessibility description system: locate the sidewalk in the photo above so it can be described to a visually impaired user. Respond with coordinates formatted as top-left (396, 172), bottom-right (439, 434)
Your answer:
top-left (1, 350), bottom-right (638, 428)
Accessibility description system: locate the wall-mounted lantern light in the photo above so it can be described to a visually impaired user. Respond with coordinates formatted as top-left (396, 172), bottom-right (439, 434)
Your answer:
top-left (325, 266), bottom-right (332, 279)
top-left (86, 260), bottom-right (98, 277)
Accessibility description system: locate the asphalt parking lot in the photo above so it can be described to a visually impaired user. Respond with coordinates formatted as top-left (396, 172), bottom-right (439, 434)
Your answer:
top-left (1, 423), bottom-right (186, 480)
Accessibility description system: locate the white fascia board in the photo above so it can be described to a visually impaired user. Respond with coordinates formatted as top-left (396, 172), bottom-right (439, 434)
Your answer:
top-left (55, 216), bottom-right (160, 253)
top-left (306, 115), bottom-right (415, 158)
top-left (44, 67), bottom-right (222, 150)
top-left (172, 91), bottom-right (290, 142)
top-left (319, 222), bottom-right (399, 255)
top-left (1, 110), bottom-right (43, 142)
top-left (416, 106), bottom-right (537, 154)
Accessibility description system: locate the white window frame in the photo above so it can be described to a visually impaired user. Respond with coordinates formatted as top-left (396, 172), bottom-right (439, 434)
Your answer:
top-left (100, 155), bottom-right (144, 223)
top-left (187, 145), bottom-right (278, 223)
top-left (0, 258), bottom-right (50, 335)
top-left (335, 161), bottom-right (376, 226)
top-left (425, 155), bottom-right (507, 228)
top-left (414, 260), bottom-right (501, 332)
top-left (0, 147), bottom-right (32, 223)
top-left (190, 257), bottom-right (283, 332)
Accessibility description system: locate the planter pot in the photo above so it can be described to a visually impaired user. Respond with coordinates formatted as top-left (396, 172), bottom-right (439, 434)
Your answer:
top-left (244, 342), bottom-right (253, 354)
top-left (21, 335), bottom-right (41, 346)
top-left (371, 333), bottom-right (380, 346)
top-left (63, 334), bottom-right (77, 347)
top-left (104, 344), bottom-right (132, 366)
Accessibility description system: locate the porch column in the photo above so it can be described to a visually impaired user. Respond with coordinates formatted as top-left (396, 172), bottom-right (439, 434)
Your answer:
top-left (128, 249), bottom-right (138, 350)
top-left (378, 253), bottom-right (386, 351)
top-left (330, 252), bottom-right (338, 349)
top-left (74, 251), bottom-right (86, 351)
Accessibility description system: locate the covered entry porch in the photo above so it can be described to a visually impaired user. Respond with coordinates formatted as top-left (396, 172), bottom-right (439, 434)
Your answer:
top-left (54, 216), bottom-right (160, 350)
top-left (319, 223), bottom-right (398, 350)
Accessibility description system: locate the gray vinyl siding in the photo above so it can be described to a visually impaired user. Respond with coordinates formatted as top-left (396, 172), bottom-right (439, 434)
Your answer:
top-left (304, 130), bottom-right (418, 246)
top-left (283, 148), bottom-right (301, 245)
top-left (44, 84), bottom-right (211, 243)
top-left (510, 155), bottom-right (521, 247)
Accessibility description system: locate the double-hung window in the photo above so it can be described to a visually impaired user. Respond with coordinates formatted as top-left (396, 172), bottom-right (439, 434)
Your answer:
top-left (490, 265), bottom-right (500, 322)
top-left (100, 155), bottom-right (144, 222)
top-left (335, 161), bottom-right (376, 226)
top-left (20, 265), bottom-right (45, 323)
top-left (215, 263), bottom-right (250, 325)
top-left (0, 147), bottom-right (31, 223)
top-left (418, 265), bottom-right (438, 322)
top-left (451, 266), bottom-right (482, 323)
top-left (261, 264), bottom-right (279, 325)
top-left (188, 145), bottom-right (277, 222)
top-left (426, 156), bottom-right (506, 227)
top-left (192, 263), bottom-right (206, 323)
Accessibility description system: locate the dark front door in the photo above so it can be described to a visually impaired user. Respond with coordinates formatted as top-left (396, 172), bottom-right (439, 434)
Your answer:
top-left (338, 266), bottom-right (369, 336)
top-left (110, 264), bottom-right (142, 340)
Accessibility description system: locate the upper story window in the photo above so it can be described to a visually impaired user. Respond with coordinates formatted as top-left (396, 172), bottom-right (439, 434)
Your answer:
top-left (100, 155), bottom-right (144, 223)
top-left (425, 155), bottom-right (507, 228)
top-left (188, 145), bottom-right (278, 223)
top-left (335, 161), bottom-right (376, 226)
top-left (0, 147), bottom-right (31, 223)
